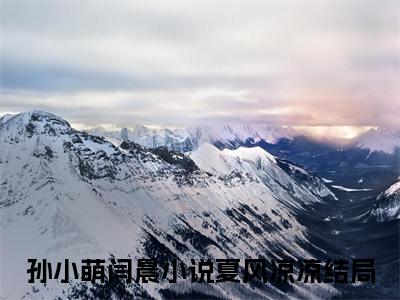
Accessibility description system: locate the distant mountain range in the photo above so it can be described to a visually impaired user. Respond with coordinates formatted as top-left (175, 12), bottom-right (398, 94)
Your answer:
top-left (87, 124), bottom-right (298, 153)
top-left (86, 123), bottom-right (400, 154)
top-left (87, 120), bottom-right (400, 192)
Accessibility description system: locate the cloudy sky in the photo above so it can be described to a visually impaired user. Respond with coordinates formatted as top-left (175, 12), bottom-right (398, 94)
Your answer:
top-left (1, 1), bottom-right (399, 135)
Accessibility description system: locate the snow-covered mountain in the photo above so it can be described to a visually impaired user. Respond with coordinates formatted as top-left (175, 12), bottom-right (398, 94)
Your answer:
top-left (0, 110), bottom-right (337, 299)
top-left (370, 180), bottom-right (400, 222)
top-left (88, 124), bottom-right (298, 152)
top-left (354, 128), bottom-right (400, 153)
top-left (89, 124), bottom-right (400, 157)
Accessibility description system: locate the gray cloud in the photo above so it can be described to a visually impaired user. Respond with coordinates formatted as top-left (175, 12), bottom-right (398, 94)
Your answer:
top-left (1, 0), bottom-right (399, 129)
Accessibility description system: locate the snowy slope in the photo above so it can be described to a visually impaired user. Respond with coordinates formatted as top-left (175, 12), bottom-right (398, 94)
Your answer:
top-left (1, 110), bottom-right (336, 299)
top-left (370, 180), bottom-right (400, 222)
top-left (190, 144), bottom-right (335, 207)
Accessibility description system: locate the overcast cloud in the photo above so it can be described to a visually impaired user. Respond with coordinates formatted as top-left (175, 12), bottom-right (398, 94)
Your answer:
top-left (1, 0), bottom-right (399, 129)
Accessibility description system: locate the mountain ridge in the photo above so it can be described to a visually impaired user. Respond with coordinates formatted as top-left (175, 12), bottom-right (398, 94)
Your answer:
top-left (1, 110), bottom-right (338, 299)
top-left (3, 110), bottom-right (399, 154)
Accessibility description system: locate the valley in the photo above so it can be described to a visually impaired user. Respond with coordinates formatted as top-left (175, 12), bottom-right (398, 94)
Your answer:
top-left (298, 174), bottom-right (399, 299)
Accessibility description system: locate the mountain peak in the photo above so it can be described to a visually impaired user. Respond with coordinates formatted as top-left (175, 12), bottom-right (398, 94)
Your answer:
top-left (354, 127), bottom-right (400, 153)
top-left (1, 109), bottom-right (69, 125)
top-left (0, 110), bottom-right (72, 139)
